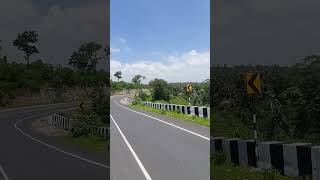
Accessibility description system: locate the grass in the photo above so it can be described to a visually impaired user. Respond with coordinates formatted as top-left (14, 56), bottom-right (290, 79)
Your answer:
top-left (63, 133), bottom-right (109, 153)
top-left (211, 161), bottom-right (301, 180)
top-left (129, 104), bottom-right (210, 127)
top-left (211, 150), bottom-right (311, 180)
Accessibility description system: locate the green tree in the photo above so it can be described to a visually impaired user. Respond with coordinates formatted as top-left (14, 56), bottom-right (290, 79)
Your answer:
top-left (13, 31), bottom-right (39, 69)
top-left (114, 71), bottom-right (122, 82)
top-left (69, 42), bottom-right (103, 72)
top-left (149, 79), bottom-right (169, 101)
top-left (132, 75), bottom-right (145, 84)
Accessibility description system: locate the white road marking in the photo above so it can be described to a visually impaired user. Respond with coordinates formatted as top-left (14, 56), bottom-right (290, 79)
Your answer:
top-left (110, 114), bottom-right (153, 180)
top-left (12, 104), bottom-right (76, 115)
top-left (0, 164), bottom-right (9, 180)
top-left (0, 102), bottom-right (75, 113)
top-left (114, 101), bottom-right (210, 141)
top-left (13, 109), bottom-right (109, 169)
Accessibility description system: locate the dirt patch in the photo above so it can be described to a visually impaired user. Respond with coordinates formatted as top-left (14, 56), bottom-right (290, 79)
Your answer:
top-left (32, 117), bottom-right (68, 137)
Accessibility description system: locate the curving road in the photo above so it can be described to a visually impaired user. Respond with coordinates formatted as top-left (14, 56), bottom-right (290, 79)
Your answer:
top-left (0, 103), bottom-right (109, 180)
top-left (110, 96), bottom-right (210, 180)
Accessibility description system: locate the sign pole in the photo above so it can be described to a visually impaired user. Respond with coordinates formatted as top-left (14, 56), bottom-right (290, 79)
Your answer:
top-left (253, 113), bottom-right (258, 165)
top-left (186, 83), bottom-right (192, 106)
top-left (246, 72), bottom-right (261, 167)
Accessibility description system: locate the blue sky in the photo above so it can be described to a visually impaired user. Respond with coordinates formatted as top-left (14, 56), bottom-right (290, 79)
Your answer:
top-left (111, 0), bottom-right (210, 83)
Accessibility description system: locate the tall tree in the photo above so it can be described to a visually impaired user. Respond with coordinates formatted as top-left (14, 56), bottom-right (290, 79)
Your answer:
top-left (114, 71), bottom-right (122, 82)
top-left (13, 31), bottom-right (39, 69)
top-left (132, 74), bottom-right (145, 84)
top-left (69, 42), bottom-right (102, 72)
top-left (149, 79), bottom-right (169, 101)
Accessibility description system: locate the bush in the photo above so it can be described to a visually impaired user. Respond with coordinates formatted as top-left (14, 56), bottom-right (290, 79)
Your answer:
top-left (170, 95), bottom-right (189, 105)
top-left (70, 111), bottom-right (104, 137)
top-left (212, 151), bottom-right (226, 165)
top-left (175, 110), bottom-right (181, 114)
top-left (138, 90), bottom-right (149, 101)
top-left (132, 97), bottom-right (143, 105)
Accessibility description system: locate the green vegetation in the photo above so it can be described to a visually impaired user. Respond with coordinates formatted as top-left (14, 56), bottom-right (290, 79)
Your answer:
top-left (110, 72), bottom-right (210, 126)
top-left (64, 133), bottom-right (108, 152)
top-left (211, 152), bottom-right (300, 180)
top-left (211, 55), bottom-right (320, 143)
top-left (1, 31), bottom-right (109, 146)
top-left (129, 104), bottom-right (210, 127)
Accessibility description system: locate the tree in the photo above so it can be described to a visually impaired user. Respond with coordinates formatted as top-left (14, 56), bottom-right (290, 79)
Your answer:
top-left (149, 79), bottom-right (169, 101)
top-left (114, 71), bottom-right (122, 82)
top-left (69, 42), bottom-right (103, 72)
top-left (13, 31), bottom-right (39, 69)
top-left (132, 74), bottom-right (145, 84)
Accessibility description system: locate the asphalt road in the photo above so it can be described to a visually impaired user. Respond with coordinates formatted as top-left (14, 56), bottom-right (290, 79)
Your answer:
top-left (110, 96), bottom-right (210, 180)
top-left (0, 103), bottom-right (109, 180)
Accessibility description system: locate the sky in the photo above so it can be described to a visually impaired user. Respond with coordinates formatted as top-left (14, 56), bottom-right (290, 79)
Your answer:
top-left (213, 0), bottom-right (320, 66)
top-left (110, 0), bottom-right (210, 83)
top-left (0, 0), bottom-right (109, 69)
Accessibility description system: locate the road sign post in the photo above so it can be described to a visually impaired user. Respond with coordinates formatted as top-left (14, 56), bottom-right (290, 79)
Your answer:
top-left (246, 73), bottom-right (261, 95)
top-left (246, 72), bottom-right (261, 167)
top-left (186, 84), bottom-right (192, 106)
top-left (253, 113), bottom-right (258, 162)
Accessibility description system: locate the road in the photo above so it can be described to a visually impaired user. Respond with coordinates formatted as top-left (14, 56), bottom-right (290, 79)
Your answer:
top-left (110, 96), bottom-right (210, 180)
top-left (0, 103), bottom-right (109, 180)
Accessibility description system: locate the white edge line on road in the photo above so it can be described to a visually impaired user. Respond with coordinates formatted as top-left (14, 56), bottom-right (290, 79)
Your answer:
top-left (13, 109), bottom-right (109, 169)
top-left (0, 102), bottom-right (75, 113)
top-left (0, 164), bottom-right (9, 180)
top-left (110, 114), bottom-right (153, 180)
top-left (115, 101), bottom-right (210, 141)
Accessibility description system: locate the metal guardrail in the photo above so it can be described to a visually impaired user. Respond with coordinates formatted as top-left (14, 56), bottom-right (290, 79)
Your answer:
top-left (48, 113), bottom-right (109, 138)
top-left (143, 101), bottom-right (210, 119)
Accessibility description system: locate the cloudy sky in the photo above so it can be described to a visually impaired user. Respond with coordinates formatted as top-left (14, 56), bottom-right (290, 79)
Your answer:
top-left (0, 0), bottom-right (109, 69)
top-left (213, 0), bottom-right (320, 66)
top-left (110, 0), bottom-right (210, 83)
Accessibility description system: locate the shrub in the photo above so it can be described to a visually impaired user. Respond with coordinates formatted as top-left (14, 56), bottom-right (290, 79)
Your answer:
top-left (70, 112), bottom-right (104, 137)
top-left (212, 151), bottom-right (226, 165)
top-left (170, 96), bottom-right (189, 105)
top-left (132, 97), bottom-right (143, 105)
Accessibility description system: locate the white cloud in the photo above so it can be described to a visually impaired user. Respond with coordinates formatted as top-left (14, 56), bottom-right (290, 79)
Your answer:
top-left (119, 38), bottom-right (127, 44)
top-left (111, 47), bottom-right (120, 53)
top-left (110, 49), bottom-right (210, 83)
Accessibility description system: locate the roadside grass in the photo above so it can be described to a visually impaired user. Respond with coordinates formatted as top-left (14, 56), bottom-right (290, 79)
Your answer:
top-left (129, 104), bottom-right (210, 127)
top-left (63, 133), bottom-right (108, 153)
top-left (211, 160), bottom-right (300, 180)
top-left (211, 146), bottom-right (310, 180)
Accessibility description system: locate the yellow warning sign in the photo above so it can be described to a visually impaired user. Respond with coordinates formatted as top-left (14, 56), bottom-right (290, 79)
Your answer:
top-left (186, 84), bottom-right (192, 92)
top-left (246, 73), bottom-right (261, 94)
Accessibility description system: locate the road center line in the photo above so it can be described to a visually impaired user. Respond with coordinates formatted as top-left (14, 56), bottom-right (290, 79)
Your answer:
top-left (110, 114), bottom-right (153, 180)
top-left (0, 164), bottom-right (9, 180)
top-left (114, 100), bottom-right (210, 141)
top-left (14, 109), bottom-right (109, 169)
